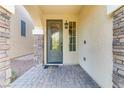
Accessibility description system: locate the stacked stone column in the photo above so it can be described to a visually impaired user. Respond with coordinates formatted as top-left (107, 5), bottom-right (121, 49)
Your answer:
top-left (34, 35), bottom-right (44, 66)
top-left (0, 6), bottom-right (11, 87)
top-left (113, 6), bottom-right (124, 87)
top-left (113, 6), bottom-right (124, 65)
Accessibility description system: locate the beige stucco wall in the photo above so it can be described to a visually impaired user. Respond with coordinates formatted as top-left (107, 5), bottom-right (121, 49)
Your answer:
top-left (43, 14), bottom-right (79, 65)
top-left (9, 6), bottom-right (34, 58)
top-left (78, 6), bottom-right (113, 87)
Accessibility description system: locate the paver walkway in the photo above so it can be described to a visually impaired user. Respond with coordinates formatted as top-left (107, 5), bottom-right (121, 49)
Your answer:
top-left (9, 65), bottom-right (100, 88)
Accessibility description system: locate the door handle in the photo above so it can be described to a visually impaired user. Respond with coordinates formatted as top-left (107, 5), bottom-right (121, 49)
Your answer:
top-left (61, 43), bottom-right (63, 51)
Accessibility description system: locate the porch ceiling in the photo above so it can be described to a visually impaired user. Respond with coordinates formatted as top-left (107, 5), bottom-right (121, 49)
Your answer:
top-left (40, 5), bottom-right (83, 15)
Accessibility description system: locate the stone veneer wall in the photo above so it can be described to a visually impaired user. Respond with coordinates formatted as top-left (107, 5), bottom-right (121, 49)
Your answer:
top-left (113, 6), bottom-right (124, 87)
top-left (113, 6), bottom-right (124, 62)
top-left (0, 6), bottom-right (11, 87)
top-left (34, 35), bottom-right (44, 65)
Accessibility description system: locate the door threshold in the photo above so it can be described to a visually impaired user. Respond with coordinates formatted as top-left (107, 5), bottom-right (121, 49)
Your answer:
top-left (46, 64), bottom-right (63, 66)
top-left (43, 64), bottom-right (63, 69)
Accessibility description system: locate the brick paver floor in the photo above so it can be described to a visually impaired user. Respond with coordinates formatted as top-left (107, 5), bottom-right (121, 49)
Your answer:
top-left (9, 65), bottom-right (100, 88)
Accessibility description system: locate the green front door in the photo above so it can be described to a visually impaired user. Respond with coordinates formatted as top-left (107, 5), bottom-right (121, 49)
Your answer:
top-left (47, 20), bottom-right (63, 64)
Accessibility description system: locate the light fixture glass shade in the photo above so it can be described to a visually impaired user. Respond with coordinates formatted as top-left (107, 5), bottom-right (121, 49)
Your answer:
top-left (32, 26), bottom-right (44, 35)
top-left (64, 20), bottom-right (68, 29)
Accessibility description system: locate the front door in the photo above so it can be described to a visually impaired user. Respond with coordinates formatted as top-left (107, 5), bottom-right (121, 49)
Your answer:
top-left (47, 20), bottom-right (63, 64)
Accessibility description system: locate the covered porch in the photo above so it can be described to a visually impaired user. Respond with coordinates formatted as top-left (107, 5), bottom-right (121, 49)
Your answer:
top-left (23, 5), bottom-right (113, 88)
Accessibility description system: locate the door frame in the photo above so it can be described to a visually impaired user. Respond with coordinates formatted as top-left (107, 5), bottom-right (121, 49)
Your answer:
top-left (46, 19), bottom-right (63, 64)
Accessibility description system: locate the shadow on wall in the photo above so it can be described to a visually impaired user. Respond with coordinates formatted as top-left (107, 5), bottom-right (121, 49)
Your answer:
top-left (10, 54), bottom-right (34, 82)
